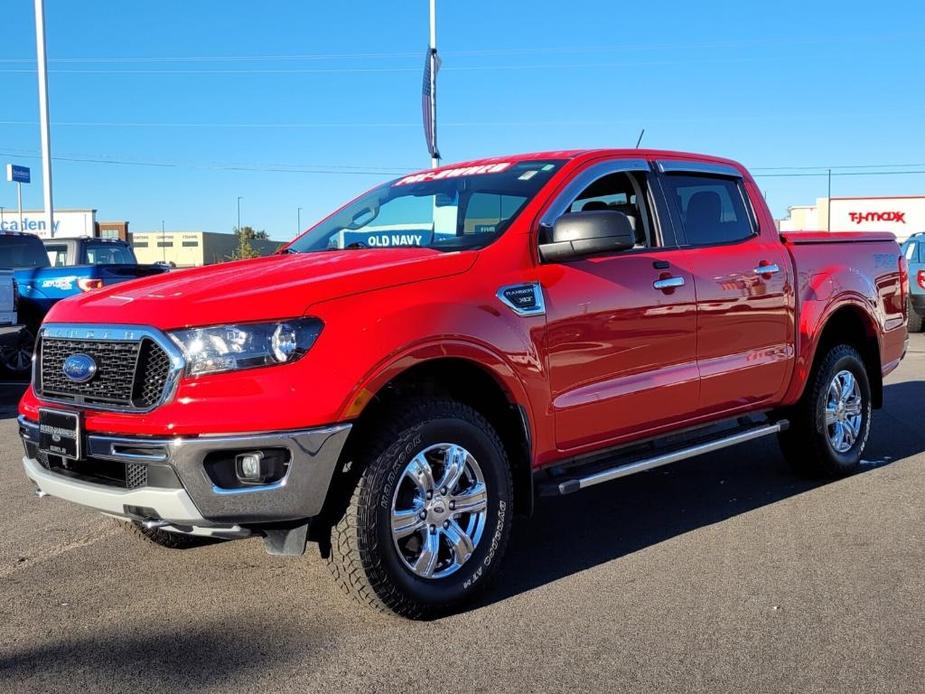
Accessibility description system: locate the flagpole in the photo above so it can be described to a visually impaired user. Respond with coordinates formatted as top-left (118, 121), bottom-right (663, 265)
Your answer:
top-left (429, 0), bottom-right (439, 169)
top-left (34, 0), bottom-right (55, 238)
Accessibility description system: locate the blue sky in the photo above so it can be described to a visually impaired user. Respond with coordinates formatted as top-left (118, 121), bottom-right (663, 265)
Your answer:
top-left (1, 0), bottom-right (923, 241)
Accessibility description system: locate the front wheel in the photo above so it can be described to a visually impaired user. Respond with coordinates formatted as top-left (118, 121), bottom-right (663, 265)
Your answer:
top-left (327, 399), bottom-right (513, 619)
top-left (0, 327), bottom-right (35, 378)
top-left (778, 344), bottom-right (872, 477)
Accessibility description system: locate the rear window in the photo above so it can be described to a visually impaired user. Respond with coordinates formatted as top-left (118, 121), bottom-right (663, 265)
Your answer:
top-left (85, 242), bottom-right (136, 264)
top-left (46, 243), bottom-right (68, 266)
top-left (0, 235), bottom-right (49, 268)
top-left (663, 174), bottom-right (755, 246)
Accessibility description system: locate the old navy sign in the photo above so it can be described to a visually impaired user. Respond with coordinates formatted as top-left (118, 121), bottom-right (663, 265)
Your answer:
top-left (342, 230), bottom-right (434, 248)
top-left (848, 211), bottom-right (906, 224)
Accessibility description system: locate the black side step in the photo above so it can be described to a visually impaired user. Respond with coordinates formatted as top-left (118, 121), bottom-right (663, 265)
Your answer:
top-left (540, 420), bottom-right (789, 496)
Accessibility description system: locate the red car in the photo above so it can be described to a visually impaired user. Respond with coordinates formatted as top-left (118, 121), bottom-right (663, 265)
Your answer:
top-left (19, 150), bottom-right (909, 618)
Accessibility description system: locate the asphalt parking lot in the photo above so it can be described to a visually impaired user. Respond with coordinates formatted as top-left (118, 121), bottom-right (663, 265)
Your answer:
top-left (0, 336), bottom-right (922, 694)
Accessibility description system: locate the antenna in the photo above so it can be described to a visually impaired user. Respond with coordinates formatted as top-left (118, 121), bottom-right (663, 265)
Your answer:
top-left (634, 128), bottom-right (646, 149)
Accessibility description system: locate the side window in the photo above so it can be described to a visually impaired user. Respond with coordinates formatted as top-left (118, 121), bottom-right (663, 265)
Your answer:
top-left (662, 174), bottom-right (754, 246)
top-left (562, 171), bottom-right (654, 248)
top-left (904, 241), bottom-right (918, 262)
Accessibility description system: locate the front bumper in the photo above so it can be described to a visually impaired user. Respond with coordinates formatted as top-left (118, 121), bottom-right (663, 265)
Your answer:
top-left (19, 416), bottom-right (351, 527)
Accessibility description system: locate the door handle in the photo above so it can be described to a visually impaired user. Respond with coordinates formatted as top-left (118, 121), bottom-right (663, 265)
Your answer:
top-left (653, 276), bottom-right (685, 290)
top-left (753, 263), bottom-right (781, 275)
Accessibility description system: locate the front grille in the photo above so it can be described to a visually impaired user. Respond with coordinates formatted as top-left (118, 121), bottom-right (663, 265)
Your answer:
top-left (38, 335), bottom-right (173, 411)
top-left (132, 339), bottom-right (172, 409)
top-left (126, 463), bottom-right (148, 489)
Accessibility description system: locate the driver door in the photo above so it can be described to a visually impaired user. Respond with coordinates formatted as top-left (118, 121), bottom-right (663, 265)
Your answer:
top-left (537, 160), bottom-right (700, 451)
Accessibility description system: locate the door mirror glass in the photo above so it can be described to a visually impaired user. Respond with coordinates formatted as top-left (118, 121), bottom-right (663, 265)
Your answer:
top-left (539, 210), bottom-right (636, 263)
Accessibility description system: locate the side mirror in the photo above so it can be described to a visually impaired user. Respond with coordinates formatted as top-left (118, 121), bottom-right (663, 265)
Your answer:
top-left (538, 210), bottom-right (636, 263)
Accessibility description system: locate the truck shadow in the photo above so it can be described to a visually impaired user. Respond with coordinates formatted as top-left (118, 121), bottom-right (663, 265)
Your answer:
top-left (479, 380), bottom-right (925, 609)
top-left (0, 615), bottom-right (326, 689)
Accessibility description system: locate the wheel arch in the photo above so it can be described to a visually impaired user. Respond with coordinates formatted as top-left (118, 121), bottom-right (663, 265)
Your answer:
top-left (803, 302), bottom-right (883, 408)
top-left (339, 351), bottom-right (536, 517)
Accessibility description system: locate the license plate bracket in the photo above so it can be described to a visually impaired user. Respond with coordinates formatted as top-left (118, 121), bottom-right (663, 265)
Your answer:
top-left (38, 408), bottom-right (82, 461)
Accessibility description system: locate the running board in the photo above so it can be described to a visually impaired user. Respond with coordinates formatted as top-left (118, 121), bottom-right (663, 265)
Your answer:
top-left (553, 420), bottom-right (788, 495)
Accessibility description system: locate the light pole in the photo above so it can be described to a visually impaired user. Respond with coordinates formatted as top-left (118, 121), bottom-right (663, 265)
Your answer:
top-left (297, 207), bottom-right (303, 235)
top-left (34, 0), bottom-right (55, 238)
top-left (236, 196), bottom-right (243, 234)
top-left (161, 219), bottom-right (166, 263)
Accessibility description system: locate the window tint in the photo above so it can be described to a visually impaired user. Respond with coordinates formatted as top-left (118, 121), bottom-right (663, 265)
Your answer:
top-left (663, 174), bottom-right (754, 246)
top-left (560, 171), bottom-right (653, 248)
top-left (0, 235), bottom-right (49, 268)
top-left (85, 242), bottom-right (136, 264)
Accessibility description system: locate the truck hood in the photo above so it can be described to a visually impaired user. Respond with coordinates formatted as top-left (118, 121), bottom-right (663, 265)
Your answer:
top-left (46, 249), bottom-right (477, 329)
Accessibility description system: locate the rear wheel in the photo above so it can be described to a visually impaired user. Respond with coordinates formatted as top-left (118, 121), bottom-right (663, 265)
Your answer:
top-left (778, 344), bottom-right (872, 477)
top-left (908, 298), bottom-right (923, 332)
top-left (327, 398), bottom-right (513, 619)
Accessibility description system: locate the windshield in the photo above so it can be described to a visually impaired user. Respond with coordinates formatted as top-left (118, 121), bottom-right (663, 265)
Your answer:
top-left (287, 160), bottom-right (565, 253)
top-left (0, 235), bottom-right (50, 268)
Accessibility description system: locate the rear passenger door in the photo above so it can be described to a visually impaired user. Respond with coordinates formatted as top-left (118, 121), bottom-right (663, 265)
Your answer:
top-left (657, 161), bottom-right (795, 415)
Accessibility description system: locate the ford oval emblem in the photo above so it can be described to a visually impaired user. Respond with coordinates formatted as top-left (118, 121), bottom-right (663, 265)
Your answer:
top-left (62, 353), bottom-right (97, 383)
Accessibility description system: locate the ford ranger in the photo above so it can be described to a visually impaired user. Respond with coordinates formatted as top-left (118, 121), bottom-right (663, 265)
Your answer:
top-left (18, 150), bottom-right (909, 618)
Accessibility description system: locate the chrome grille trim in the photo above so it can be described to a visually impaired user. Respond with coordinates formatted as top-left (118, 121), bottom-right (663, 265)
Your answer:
top-left (35, 323), bottom-right (185, 413)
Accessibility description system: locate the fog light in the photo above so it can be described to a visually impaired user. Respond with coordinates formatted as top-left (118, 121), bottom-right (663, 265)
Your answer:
top-left (235, 451), bottom-right (265, 484)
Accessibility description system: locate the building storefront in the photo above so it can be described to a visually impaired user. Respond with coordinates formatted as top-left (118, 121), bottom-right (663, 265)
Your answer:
top-left (0, 208), bottom-right (96, 238)
top-left (0, 208), bottom-right (129, 241)
top-left (132, 231), bottom-right (280, 267)
top-left (779, 196), bottom-right (925, 241)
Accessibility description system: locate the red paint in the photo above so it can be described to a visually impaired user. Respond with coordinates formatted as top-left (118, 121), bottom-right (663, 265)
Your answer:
top-left (20, 149), bottom-right (909, 472)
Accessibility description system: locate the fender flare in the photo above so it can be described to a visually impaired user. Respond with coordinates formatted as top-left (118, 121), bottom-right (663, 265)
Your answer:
top-left (338, 337), bottom-right (536, 431)
top-left (788, 291), bottom-right (882, 405)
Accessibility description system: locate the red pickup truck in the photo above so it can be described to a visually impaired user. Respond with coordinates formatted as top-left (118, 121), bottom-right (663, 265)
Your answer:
top-left (19, 150), bottom-right (909, 618)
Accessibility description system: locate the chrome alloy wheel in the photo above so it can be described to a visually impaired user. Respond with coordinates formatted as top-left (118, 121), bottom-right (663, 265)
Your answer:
top-left (825, 369), bottom-right (864, 453)
top-left (390, 443), bottom-right (488, 580)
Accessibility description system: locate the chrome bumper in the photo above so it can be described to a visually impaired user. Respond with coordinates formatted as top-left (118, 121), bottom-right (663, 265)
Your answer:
top-left (19, 416), bottom-right (351, 525)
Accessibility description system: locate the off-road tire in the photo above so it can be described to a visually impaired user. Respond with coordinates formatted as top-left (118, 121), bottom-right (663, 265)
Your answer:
top-left (327, 398), bottom-right (513, 619)
top-left (908, 299), bottom-right (923, 332)
top-left (119, 520), bottom-right (216, 549)
top-left (778, 344), bottom-right (872, 477)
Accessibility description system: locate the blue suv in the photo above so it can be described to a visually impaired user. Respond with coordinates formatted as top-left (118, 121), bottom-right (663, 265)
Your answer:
top-left (903, 232), bottom-right (925, 332)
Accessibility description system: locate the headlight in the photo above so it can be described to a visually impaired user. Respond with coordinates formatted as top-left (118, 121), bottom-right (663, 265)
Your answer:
top-left (169, 318), bottom-right (323, 376)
